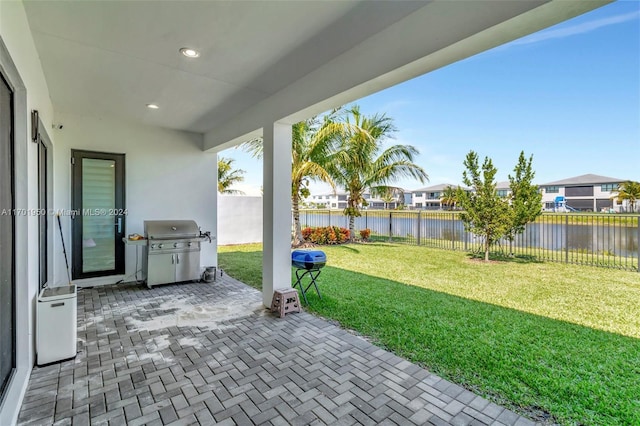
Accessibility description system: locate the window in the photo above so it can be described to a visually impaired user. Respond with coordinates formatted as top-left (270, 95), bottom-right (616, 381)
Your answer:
top-left (38, 137), bottom-right (47, 289)
top-left (565, 186), bottom-right (593, 197)
top-left (545, 186), bottom-right (559, 193)
top-left (415, 203), bottom-right (422, 208)
top-left (428, 192), bottom-right (440, 199)
top-left (601, 183), bottom-right (618, 192)
top-left (331, 203), bottom-right (337, 208)
top-left (414, 192), bottom-right (423, 197)
top-left (497, 189), bottom-right (509, 197)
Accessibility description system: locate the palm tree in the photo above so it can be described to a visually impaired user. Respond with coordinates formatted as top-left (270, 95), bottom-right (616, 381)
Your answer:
top-left (380, 190), bottom-right (396, 210)
top-left (441, 185), bottom-right (458, 210)
top-left (378, 187), bottom-right (405, 210)
top-left (614, 180), bottom-right (640, 213)
top-left (241, 113), bottom-right (348, 245)
top-left (328, 106), bottom-right (428, 239)
top-left (217, 157), bottom-right (245, 194)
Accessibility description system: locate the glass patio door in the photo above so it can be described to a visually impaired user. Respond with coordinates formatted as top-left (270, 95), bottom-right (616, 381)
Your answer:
top-left (0, 74), bottom-right (15, 398)
top-left (71, 150), bottom-right (125, 279)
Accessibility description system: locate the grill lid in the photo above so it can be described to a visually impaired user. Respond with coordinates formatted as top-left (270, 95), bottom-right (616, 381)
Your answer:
top-left (144, 220), bottom-right (199, 239)
top-left (291, 250), bottom-right (326, 270)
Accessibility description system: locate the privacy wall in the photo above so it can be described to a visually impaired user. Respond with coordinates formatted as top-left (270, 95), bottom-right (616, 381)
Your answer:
top-left (218, 196), bottom-right (263, 245)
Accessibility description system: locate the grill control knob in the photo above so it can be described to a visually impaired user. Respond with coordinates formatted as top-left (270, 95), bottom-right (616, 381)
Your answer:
top-left (158, 243), bottom-right (163, 249)
top-left (188, 242), bottom-right (192, 247)
top-left (174, 243), bottom-right (178, 248)
top-left (150, 244), bottom-right (155, 249)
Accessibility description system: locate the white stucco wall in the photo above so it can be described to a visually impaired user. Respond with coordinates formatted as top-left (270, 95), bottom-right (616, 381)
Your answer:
top-left (0, 1), bottom-right (55, 424)
top-left (217, 196), bottom-right (263, 245)
top-left (52, 112), bottom-right (218, 287)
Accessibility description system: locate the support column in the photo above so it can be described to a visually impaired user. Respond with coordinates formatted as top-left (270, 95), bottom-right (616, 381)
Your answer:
top-left (211, 151), bottom-right (218, 269)
top-left (262, 122), bottom-right (292, 307)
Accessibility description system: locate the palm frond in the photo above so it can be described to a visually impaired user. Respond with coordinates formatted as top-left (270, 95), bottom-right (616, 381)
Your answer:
top-left (239, 137), bottom-right (264, 159)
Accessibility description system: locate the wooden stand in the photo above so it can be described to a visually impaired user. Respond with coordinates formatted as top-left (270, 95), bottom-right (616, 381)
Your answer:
top-left (270, 288), bottom-right (302, 318)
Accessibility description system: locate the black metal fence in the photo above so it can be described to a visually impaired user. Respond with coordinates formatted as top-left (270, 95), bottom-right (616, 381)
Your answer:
top-left (299, 210), bottom-right (640, 272)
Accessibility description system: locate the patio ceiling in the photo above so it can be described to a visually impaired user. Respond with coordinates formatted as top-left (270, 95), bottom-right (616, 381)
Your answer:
top-left (23, 0), bottom-right (609, 149)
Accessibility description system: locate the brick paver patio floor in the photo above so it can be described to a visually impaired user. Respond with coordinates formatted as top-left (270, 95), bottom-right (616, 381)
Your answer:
top-left (18, 275), bottom-right (535, 425)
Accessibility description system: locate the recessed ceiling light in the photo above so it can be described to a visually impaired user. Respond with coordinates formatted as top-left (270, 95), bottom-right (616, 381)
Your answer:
top-left (146, 103), bottom-right (159, 109)
top-left (180, 47), bottom-right (200, 58)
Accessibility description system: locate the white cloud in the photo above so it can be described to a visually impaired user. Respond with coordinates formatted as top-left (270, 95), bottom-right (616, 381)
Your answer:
top-left (511, 10), bottom-right (640, 46)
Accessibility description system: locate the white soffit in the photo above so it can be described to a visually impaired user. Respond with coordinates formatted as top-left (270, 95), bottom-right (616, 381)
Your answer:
top-left (22, 0), bottom-right (610, 148)
top-left (23, 0), bottom-right (425, 132)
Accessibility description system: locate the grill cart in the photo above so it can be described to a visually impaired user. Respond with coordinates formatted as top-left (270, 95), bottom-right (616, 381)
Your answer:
top-left (143, 220), bottom-right (212, 288)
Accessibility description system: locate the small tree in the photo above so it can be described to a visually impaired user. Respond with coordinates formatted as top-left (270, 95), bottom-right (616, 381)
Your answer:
top-left (506, 151), bottom-right (542, 250)
top-left (457, 151), bottom-right (511, 262)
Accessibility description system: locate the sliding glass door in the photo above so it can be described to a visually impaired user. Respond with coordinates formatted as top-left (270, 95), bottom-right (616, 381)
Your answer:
top-left (0, 74), bottom-right (15, 398)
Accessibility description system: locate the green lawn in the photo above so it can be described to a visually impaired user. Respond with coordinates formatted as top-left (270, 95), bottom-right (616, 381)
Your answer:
top-left (218, 243), bottom-right (640, 426)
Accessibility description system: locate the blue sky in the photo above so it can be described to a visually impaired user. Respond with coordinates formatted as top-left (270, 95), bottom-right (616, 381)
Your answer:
top-left (221, 1), bottom-right (640, 196)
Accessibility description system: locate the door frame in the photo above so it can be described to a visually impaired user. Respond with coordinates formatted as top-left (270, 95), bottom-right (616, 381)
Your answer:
top-left (0, 36), bottom-right (30, 426)
top-left (36, 119), bottom-right (53, 290)
top-left (71, 149), bottom-right (126, 279)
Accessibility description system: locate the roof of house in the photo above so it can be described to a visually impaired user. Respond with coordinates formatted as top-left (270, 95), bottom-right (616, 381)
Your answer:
top-left (411, 183), bottom-right (466, 192)
top-left (495, 181), bottom-right (510, 190)
top-left (311, 187), bottom-right (412, 198)
top-left (539, 174), bottom-right (626, 186)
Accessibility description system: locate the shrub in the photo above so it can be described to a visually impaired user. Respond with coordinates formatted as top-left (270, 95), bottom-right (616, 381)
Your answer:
top-left (302, 227), bottom-right (313, 240)
top-left (359, 228), bottom-right (371, 241)
top-left (303, 226), bottom-right (349, 244)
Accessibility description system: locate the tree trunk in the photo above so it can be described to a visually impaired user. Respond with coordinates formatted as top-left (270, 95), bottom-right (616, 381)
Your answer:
top-left (292, 193), bottom-right (305, 246)
top-left (349, 215), bottom-right (355, 241)
top-left (484, 234), bottom-right (490, 262)
top-left (347, 198), bottom-right (357, 241)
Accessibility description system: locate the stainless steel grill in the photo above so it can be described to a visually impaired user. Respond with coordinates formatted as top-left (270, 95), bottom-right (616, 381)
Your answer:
top-left (142, 220), bottom-right (205, 288)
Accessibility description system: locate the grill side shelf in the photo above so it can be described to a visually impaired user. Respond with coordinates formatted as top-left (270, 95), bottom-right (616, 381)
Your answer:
top-left (122, 237), bottom-right (147, 246)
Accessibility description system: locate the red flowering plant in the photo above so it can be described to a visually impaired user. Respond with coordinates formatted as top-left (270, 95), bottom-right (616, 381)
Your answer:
top-left (302, 226), bottom-right (349, 244)
top-left (302, 227), bottom-right (313, 240)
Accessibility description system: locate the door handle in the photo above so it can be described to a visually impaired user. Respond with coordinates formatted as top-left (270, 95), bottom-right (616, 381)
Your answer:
top-left (171, 254), bottom-right (175, 264)
top-left (115, 217), bottom-right (122, 233)
top-left (176, 254), bottom-right (180, 264)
